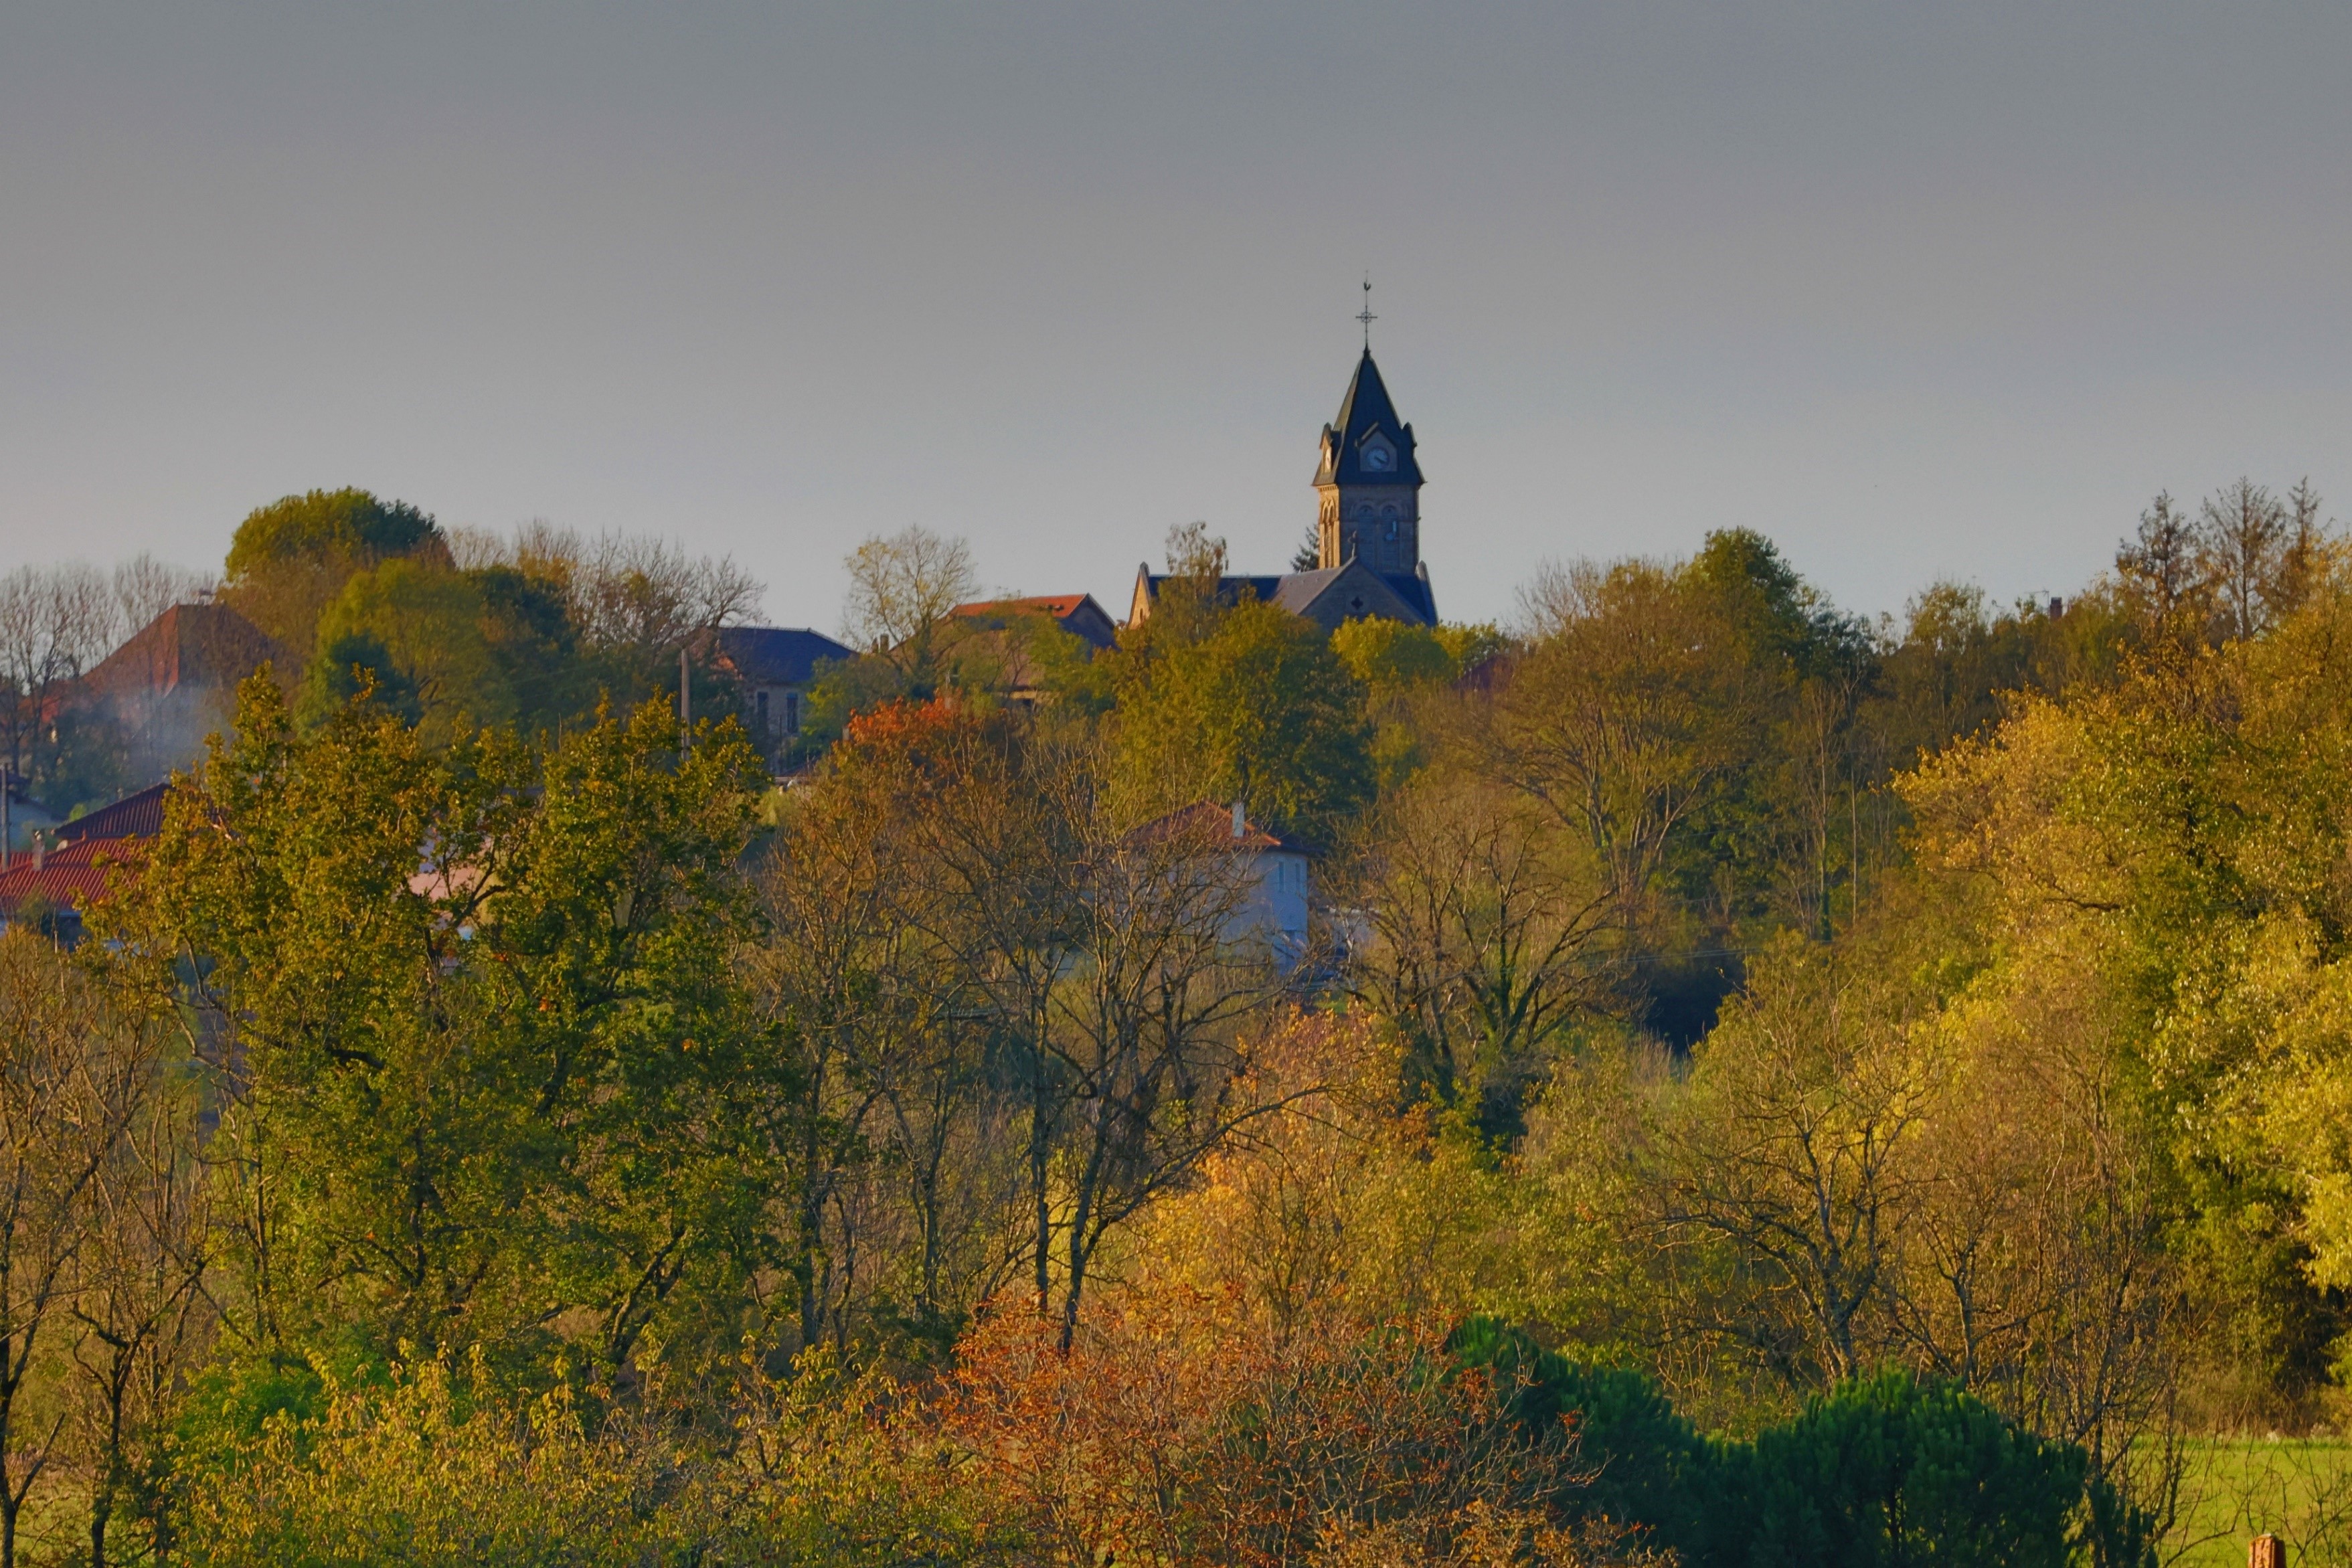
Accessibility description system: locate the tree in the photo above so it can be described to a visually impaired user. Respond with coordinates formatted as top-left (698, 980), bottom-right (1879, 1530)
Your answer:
top-left (1347, 770), bottom-right (1616, 1130)
top-left (111, 677), bottom-right (782, 1374)
top-left (299, 519), bottom-right (763, 719)
top-left (1485, 558), bottom-right (1777, 917)
top-left (1331, 617), bottom-right (1457, 698)
top-left (220, 488), bottom-right (448, 652)
top-left (0, 563), bottom-right (115, 784)
top-left (946, 1291), bottom-right (1624, 1568)
top-left (295, 629), bottom-right (424, 731)
top-left (841, 527), bottom-right (979, 677)
top-left (1163, 520), bottom-right (1227, 582)
top-left (2197, 478), bottom-right (2290, 642)
top-left (0, 932), bottom-right (159, 1568)
top-left (307, 557), bottom-right (509, 737)
top-left (1654, 936), bottom-right (1934, 1387)
top-left (1110, 598), bottom-right (1373, 844)
top-left (1731, 1371), bottom-right (2151, 1568)
top-left (67, 1063), bottom-right (212, 1568)
top-left (1138, 521), bottom-right (1234, 650)
top-left (469, 562), bottom-right (589, 731)
top-left (2116, 491), bottom-right (2207, 632)
top-left (1042, 796), bottom-right (1284, 1347)
top-left (750, 699), bottom-right (1023, 1355)
top-left (1681, 529), bottom-right (1847, 671)
top-left (2270, 478), bottom-right (2330, 623)
top-left (108, 553), bottom-right (214, 637)
top-left (224, 489), bottom-right (441, 580)
top-left (1290, 523), bottom-right (1322, 573)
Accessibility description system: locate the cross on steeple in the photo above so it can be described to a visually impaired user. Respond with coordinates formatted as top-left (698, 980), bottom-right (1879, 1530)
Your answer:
top-left (1356, 276), bottom-right (1377, 349)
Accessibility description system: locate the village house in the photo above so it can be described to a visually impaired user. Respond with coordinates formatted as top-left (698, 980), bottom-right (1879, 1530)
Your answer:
top-left (1137, 799), bottom-right (1312, 961)
top-left (709, 626), bottom-right (855, 768)
top-left (78, 600), bottom-right (299, 780)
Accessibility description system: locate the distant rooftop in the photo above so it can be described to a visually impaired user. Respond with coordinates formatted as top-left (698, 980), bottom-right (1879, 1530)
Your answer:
top-left (949, 594), bottom-right (1120, 650)
top-left (711, 626), bottom-right (855, 686)
top-left (82, 602), bottom-right (296, 699)
top-left (58, 782), bottom-right (171, 845)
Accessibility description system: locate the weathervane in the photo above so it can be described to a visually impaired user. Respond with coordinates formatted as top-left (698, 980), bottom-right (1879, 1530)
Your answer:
top-left (1357, 275), bottom-right (1377, 350)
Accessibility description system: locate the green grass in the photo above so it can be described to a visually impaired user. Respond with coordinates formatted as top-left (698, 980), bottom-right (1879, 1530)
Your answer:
top-left (2167, 1438), bottom-right (2352, 1567)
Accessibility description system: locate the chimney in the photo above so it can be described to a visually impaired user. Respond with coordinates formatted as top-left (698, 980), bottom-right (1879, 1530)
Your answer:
top-left (1231, 800), bottom-right (1245, 840)
top-left (31, 834), bottom-right (44, 872)
top-left (2049, 596), bottom-right (2064, 618)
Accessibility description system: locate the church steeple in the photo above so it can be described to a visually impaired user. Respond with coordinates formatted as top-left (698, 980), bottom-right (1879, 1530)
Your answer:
top-left (1314, 349), bottom-right (1423, 572)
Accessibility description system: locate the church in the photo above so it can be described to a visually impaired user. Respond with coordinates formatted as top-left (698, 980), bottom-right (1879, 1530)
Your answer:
top-left (1126, 346), bottom-right (1438, 631)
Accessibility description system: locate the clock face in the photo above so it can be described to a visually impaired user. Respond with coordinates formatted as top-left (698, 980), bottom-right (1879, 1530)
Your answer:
top-left (1363, 443), bottom-right (1394, 472)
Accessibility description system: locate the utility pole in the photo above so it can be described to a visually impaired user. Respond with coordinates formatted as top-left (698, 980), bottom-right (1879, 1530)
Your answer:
top-left (679, 645), bottom-right (691, 748)
top-left (1, 765), bottom-right (10, 873)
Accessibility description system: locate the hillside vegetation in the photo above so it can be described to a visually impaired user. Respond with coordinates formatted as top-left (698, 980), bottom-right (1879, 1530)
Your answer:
top-left (0, 481), bottom-right (2345, 1565)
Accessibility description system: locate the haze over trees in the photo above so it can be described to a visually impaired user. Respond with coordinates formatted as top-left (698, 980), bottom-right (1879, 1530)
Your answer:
top-left (0, 474), bottom-right (2347, 1563)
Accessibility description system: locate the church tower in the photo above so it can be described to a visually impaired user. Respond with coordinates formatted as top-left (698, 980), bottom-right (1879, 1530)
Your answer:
top-left (1314, 349), bottom-right (1424, 572)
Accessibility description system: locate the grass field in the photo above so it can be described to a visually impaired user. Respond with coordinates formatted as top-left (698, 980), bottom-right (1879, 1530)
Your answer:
top-left (2167, 1438), bottom-right (2352, 1566)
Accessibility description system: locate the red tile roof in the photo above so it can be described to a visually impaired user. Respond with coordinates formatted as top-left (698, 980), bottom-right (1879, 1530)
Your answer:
top-left (949, 594), bottom-right (1121, 652)
top-left (80, 602), bottom-right (295, 701)
top-left (57, 782), bottom-right (170, 845)
top-left (2, 782), bottom-right (168, 924)
top-left (0, 837), bottom-right (145, 918)
top-left (1129, 800), bottom-right (1300, 854)
top-left (953, 594), bottom-right (1091, 618)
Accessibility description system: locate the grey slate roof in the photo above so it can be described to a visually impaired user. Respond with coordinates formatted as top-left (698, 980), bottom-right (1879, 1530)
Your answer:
top-left (1268, 561), bottom-right (1436, 625)
top-left (713, 627), bottom-right (855, 687)
top-left (1315, 350), bottom-right (1424, 487)
top-left (1132, 559), bottom-right (1436, 630)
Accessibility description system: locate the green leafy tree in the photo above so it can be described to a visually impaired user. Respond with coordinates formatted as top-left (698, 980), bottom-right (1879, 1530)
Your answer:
top-left (224, 490), bottom-right (440, 579)
top-left (295, 630), bottom-right (422, 731)
top-left (1331, 616), bottom-right (1456, 699)
top-left (309, 559), bottom-right (508, 738)
top-left (220, 488), bottom-right (448, 652)
top-left (1109, 598), bottom-right (1373, 842)
top-left (110, 677), bottom-right (785, 1377)
top-left (469, 563), bottom-right (590, 732)
top-left (1331, 615), bottom-right (1493, 788)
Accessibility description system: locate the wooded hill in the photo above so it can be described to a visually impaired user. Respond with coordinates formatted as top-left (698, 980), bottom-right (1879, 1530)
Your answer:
top-left (0, 477), bottom-right (2339, 1565)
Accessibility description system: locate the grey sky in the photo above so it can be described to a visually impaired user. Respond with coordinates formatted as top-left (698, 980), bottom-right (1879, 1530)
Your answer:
top-left (3, 2), bottom-right (2347, 632)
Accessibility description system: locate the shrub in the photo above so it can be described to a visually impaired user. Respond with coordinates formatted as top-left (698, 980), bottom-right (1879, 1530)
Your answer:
top-left (1721, 1369), bottom-right (2156, 1568)
top-left (946, 1290), bottom-right (1658, 1568)
top-left (1448, 1318), bottom-right (1715, 1554)
top-left (1448, 1328), bottom-right (2158, 1568)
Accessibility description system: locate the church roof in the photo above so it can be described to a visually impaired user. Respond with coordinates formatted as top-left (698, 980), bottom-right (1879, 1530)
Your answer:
top-left (1272, 560), bottom-right (1436, 626)
top-left (1315, 349), bottom-right (1423, 487)
top-left (1128, 559), bottom-right (1436, 630)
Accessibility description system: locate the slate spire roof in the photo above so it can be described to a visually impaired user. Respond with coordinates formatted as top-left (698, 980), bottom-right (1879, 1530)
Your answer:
top-left (1315, 349), bottom-right (1423, 487)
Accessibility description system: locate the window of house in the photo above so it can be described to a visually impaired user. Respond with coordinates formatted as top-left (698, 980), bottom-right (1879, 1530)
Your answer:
top-left (785, 691), bottom-right (801, 735)
top-left (756, 691), bottom-right (770, 732)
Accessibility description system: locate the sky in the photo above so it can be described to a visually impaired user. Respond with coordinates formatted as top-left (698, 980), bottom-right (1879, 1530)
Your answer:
top-left (2, 2), bottom-right (2347, 634)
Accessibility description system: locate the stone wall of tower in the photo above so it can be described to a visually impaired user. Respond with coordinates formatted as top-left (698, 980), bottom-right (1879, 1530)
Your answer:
top-left (1318, 483), bottom-right (1420, 572)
